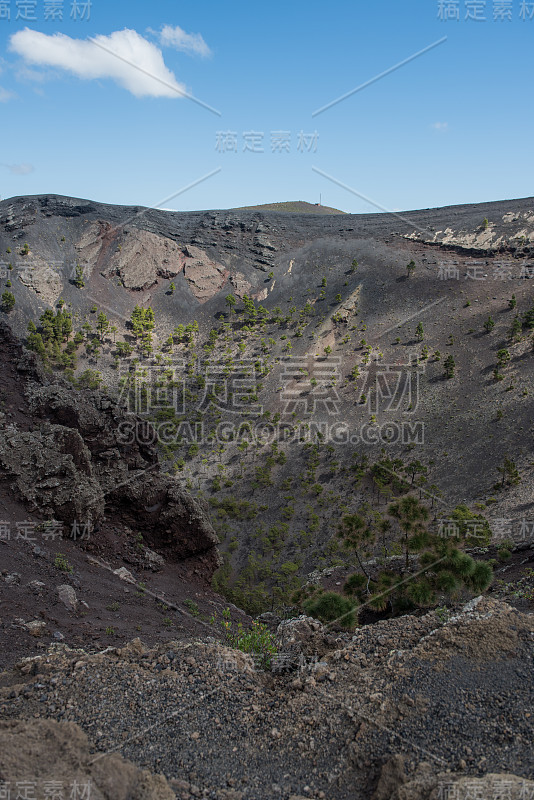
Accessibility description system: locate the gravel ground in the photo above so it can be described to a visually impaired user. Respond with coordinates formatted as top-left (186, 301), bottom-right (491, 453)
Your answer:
top-left (1, 597), bottom-right (532, 800)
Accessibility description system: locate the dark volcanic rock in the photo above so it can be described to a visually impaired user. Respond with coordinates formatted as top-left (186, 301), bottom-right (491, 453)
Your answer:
top-left (0, 323), bottom-right (221, 575)
top-left (0, 422), bottom-right (103, 527)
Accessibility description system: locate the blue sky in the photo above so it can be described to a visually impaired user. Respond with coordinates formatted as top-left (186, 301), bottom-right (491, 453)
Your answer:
top-left (0, 0), bottom-right (532, 212)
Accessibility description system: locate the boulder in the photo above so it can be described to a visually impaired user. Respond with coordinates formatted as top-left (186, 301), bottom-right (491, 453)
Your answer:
top-left (144, 547), bottom-right (165, 570)
top-left (57, 584), bottom-right (78, 612)
top-left (23, 620), bottom-right (46, 637)
top-left (113, 567), bottom-right (136, 584)
top-left (27, 580), bottom-right (46, 595)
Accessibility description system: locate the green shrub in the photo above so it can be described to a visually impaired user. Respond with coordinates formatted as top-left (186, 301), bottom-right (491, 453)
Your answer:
top-left (464, 560), bottom-right (493, 592)
top-left (304, 591), bottom-right (356, 629)
top-left (54, 553), bottom-right (73, 573)
top-left (184, 598), bottom-right (199, 615)
top-left (223, 615), bottom-right (277, 669)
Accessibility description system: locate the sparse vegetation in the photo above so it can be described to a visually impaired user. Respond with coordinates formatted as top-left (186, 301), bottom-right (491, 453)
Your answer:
top-left (443, 354), bottom-right (455, 379)
top-left (222, 611), bottom-right (277, 669)
top-left (1, 291), bottom-right (15, 312)
top-left (1, 194), bottom-right (528, 629)
top-left (73, 264), bottom-right (85, 288)
top-left (54, 554), bottom-right (73, 573)
top-left (484, 316), bottom-right (495, 333)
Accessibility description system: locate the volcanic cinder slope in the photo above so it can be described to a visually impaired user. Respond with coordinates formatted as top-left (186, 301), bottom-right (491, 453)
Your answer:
top-left (0, 193), bottom-right (533, 800)
top-left (1, 194), bottom-right (533, 577)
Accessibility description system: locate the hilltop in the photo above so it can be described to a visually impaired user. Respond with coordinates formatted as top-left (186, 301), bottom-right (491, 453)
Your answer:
top-left (232, 200), bottom-right (346, 214)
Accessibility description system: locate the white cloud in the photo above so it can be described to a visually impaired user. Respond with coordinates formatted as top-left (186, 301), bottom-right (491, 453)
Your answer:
top-left (4, 163), bottom-right (35, 175)
top-left (431, 122), bottom-right (448, 131)
top-left (158, 25), bottom-right (211, 58)
top-left (0, 87), bottom-right (14, 102)
top-left (9, 28), bottom-right (188, 99)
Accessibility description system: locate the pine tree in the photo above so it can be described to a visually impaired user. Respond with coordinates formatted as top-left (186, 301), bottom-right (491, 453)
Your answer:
top-left (443, 354), bottom-right (455, 378)
top-left (144, 307), bottom-right (155, 332)
top-left (1, 291), bottom-right (15, 311)
top-left (337, 514), bottom-right (376, 579)
top-left (484, 316), bottom-right (495, 333)
top-left (242, 295), bottom-right (257, 321)
top-left (304, 592), bottom-right (356, 629)
top-left (510, 315), bottom-right (522, 343)
top-left (406, 459), bottom-right (428, 485)
top-left (498, 456), bottom-right (520, 487)
top-left (96, 312), bottom-right (110, 341)
top-left (73, 264), bottom-right (85, 289)
top-left (388, 495), bottom-right (430, 568)
top-left (131, 305), bottom-right (144, 338)
top-left (26, 331), bottom-right (46, 358)
top-left (496, 348), bottom-right (511, 367)
top-left (116, 341), bottom-right (133, 358)
top-left (130, 306), bottom-right (155, 339)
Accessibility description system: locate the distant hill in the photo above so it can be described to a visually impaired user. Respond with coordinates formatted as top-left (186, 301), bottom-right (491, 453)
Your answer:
top-left (232, 200), bottom-right (346, 215)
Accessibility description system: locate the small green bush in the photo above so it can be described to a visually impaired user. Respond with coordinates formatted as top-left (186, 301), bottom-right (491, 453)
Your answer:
top-left (304, 591), bottom-right (356, 629)
top-left (184, 598), bottom-right (199, 615)
top-left (54, 553), bottom-right (73, 573)
top-left (223, 615), bottom-right (277, 669)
